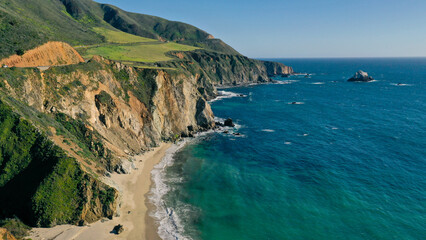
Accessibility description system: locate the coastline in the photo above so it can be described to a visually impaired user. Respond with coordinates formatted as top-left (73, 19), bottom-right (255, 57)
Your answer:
top-left (28, 143), bottom-right (172, 240)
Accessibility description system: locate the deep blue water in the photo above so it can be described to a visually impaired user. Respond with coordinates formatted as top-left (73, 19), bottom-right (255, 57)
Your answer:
top-left (156, 58), bottom-right (426, 240)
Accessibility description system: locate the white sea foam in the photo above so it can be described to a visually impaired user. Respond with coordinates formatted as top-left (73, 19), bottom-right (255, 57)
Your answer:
top-left (262, 129), bottom-right (275, 132)
top-left (209, 90), bottom-right (246, 102)
top-left (149, 132), bottom-right (213, 240)
top-left (311, 82), bottom-right (325, 85)
top-left (284, 142), bottom-right (292, 145)
top-left (390, 83), bottom-right (412, 86)
top-left (288, 102), bottom-right (305, 105)
top-left (214, 117), bottom-right (243, 130)
top-left (149, 141), bottom-right (191, 240)
top-left (274, 80), bottom-right (300, 85)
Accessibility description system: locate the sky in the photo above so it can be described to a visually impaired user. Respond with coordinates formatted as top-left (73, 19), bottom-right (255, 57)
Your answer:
top-left (97, 0), bottom-right (426, 58)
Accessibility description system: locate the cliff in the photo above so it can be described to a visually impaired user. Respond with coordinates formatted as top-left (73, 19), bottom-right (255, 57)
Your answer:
top-left (0, 47), bottom-right (215, 226)
top-left (154, 50), bottom-right (293, 89)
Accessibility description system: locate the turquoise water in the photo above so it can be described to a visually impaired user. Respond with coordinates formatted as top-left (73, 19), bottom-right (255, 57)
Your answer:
top-left (156, 58), bottom-right (426, 240)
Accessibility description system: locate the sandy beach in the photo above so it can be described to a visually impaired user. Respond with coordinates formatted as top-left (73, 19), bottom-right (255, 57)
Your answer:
top-left (28, 143), bottom-right (171, 240)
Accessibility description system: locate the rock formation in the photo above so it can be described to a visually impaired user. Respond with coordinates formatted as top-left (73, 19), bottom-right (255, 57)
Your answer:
top-left (348, 70), bottom-right (374, 82)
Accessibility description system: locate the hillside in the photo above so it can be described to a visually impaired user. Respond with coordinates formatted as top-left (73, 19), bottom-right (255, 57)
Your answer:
top-left (0, 0), bottom-right (238, 60)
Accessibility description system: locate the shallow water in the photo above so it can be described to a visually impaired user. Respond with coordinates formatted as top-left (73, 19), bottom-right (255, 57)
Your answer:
top-left (153, 58), bottom-right (426, 240)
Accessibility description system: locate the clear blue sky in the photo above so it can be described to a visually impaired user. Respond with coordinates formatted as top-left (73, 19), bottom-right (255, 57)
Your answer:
top-left (97, 0), bottom-right (426, 58)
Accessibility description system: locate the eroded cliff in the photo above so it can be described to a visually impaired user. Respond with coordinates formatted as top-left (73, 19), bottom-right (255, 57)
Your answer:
top-left (155, 50), bottom-right (293, 88)
top-left (0, 50), bottom-right (216, 226)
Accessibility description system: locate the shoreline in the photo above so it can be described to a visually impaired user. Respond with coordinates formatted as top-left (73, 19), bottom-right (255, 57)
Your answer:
top-left (28, 143), bottom-right (172, 240)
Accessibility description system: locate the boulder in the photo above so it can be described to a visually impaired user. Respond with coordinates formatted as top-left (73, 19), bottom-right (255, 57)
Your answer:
top-left (112, 224), bottom-right (124, 235)
top-left (348, 70), bottom-right (374, 82)
top-left (78, 220), bottom-right (88, 226)
top-left (224, 118), bottom-right (235, 127)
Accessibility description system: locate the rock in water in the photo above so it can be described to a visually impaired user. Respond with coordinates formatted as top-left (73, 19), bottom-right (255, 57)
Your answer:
top-left (348, 70), bottom-right (374, 82)
top-left (224, 118), bottom-right (235, 127)
top-left (112, 224), bottom-right (124, 234)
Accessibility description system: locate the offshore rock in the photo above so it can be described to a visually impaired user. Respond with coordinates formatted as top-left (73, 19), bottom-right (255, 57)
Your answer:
top-left (348, 70), bottom-right (374, 82)
top-left (224, 118), bottom-right (235, 127)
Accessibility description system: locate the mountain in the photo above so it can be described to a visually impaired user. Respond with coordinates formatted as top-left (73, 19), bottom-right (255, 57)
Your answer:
top-left (0, 0), bottom-right (293, 229)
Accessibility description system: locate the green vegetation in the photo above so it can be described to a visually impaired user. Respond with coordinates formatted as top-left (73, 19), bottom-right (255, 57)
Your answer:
top-left (92, 27), bottom-right (155, 44)
top-left (32, 156), bottom-right (85, 226)
top-left (0, 0), bottom-right (105, 59)
top-left (94, 91), bottom-right (115, 109)
top-left (0, 67), bottom-right (38, 92)
top-left (0, 218), bottom-right (31, 239)
top-left (83, 27), bottom-right (198, 63)
top-left (82, 42), bottom-right (198, 63)
top-left (54, 112), bottom-right (113, 169)
top-left (111, 68), bottom-right (158, 109)
top-left (101, 4), bottom-right (239, 54)
top-left (0, 100), bottom-right (116, 227)
top-left (0, 99), bottom-right (81, 225)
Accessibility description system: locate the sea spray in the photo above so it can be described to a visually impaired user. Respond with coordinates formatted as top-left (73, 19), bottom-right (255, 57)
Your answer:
top-left (149, 131), bottom-right (217, 240)
top-left (149, 140), bottom-right (191, 240)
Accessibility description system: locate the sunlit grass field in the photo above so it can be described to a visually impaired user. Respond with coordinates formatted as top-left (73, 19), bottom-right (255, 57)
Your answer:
top-left (81, 28), bottom-right (198, 63)
top-left (92, 27), bottom-right (156, 44)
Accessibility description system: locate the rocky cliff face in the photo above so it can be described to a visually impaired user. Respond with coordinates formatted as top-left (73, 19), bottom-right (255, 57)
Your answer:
top-left (0, 52), bottom-right (216, 225)
top-left (156, 50), bottom-right (293, 89)
top-left (0, 42), bottom-right (84, 67)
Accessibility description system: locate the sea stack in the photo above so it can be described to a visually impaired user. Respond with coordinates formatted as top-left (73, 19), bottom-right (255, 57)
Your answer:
top-left (348, 70), bottom-right (374, 82)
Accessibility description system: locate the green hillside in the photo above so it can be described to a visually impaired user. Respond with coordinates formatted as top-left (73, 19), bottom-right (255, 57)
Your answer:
top-left (77, 27), bottom-right (199, 64)
top-left (0, 0), bottom-right (239, 60)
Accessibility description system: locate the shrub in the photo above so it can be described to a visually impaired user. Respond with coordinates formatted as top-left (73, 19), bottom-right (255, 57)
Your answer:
top-left (0, 218), bottom-right (31, 239)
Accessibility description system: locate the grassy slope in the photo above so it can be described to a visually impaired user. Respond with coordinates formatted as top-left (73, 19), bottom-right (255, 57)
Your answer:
top-left (0, 99), bottom-right (85, 226)
top-left (82, 41), bottom-right (198, 63)
top-left (91, 27), bottom-right (156, 44)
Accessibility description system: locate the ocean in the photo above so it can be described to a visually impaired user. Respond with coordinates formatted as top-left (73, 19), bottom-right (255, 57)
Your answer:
top-left (150, 58), bottom-right (426, 240)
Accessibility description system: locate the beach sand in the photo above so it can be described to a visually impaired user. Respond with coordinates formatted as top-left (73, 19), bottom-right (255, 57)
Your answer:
top-left (28, 143), bottom-right (171, 240)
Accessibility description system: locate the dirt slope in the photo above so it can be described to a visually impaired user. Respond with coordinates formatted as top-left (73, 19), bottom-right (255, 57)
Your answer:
top-left (0, 228), bottom-right (17, 240)
top-left (0, 42), bottom-right (84, 67)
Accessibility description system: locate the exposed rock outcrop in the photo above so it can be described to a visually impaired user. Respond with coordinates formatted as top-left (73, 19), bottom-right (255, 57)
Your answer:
top-left (0, 41), bottom-right (84, 68)
top-left (157, 50), bottom-right (293, 88)
top-left (348, 70), bottom-right (374, 82)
